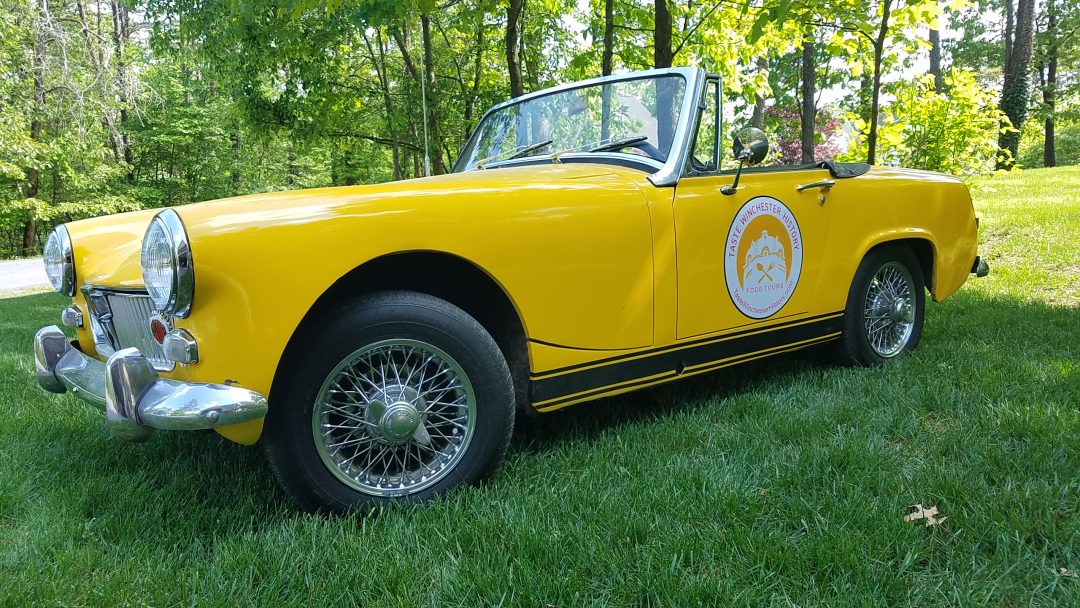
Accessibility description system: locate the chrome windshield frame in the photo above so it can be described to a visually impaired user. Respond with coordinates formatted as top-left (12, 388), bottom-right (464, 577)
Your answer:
top-left (453, 67), bottom-right (706, 187)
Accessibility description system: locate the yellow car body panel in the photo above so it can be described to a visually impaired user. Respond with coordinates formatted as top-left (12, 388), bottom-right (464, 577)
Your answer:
top-left (61, 160), bottom-right (978, 445)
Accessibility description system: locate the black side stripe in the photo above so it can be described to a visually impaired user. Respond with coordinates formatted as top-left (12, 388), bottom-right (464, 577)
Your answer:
top-left (532, 310), bottom-right (844, 379)
top-left (533, 334), bottom-right (838, 410)
top-left (530, 314), bottom-right (844, 405)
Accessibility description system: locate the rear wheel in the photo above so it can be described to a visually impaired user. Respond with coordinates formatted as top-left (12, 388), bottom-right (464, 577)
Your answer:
top-left (837, 246), bottom-right (926, 366)
top-left (264, 291), bottom-right (515, 513)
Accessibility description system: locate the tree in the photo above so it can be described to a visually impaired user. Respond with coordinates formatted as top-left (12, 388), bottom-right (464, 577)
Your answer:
top-left (998, 0), bottom-right (1036, 168)
top-left (1035, 0), bottom-right (1080, 167)
top-left (602, 0), bottom-right (614, 76)
top-left (1043, 0), bottom-right (1060, 167)
top-left (929, 3), bottom-right (943, 93)
top-left (654, 0), bottom-right (672, 68)
top-left (801, 36), bottom-right (816, 163)
top-left (749, 1), bottom-right (940, 164)
top-left (506, 0), bottom-right (525, 97)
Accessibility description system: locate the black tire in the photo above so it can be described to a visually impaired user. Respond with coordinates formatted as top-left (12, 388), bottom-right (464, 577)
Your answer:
top-left (263, 290), bottom-right (515, 513)
top-left (836, 245), bottom-right (926, 366)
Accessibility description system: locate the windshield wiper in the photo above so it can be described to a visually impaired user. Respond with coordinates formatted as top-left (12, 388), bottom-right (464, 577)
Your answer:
top-left (476, 139), bottom-right (554, 169)
top-left (589, 135), bottom-right (649, 153)
top-left (507, 139), bottom-right (554, 159)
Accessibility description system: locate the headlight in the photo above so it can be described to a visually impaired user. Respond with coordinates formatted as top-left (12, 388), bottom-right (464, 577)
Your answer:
top-left (140, 209), bottom-right (194, 317)
top-left (43, 225), bottom-right (75, 296)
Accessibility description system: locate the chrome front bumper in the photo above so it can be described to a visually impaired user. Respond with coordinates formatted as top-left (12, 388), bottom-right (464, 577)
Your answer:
top-left (34, 325), bottom-right (268, 442)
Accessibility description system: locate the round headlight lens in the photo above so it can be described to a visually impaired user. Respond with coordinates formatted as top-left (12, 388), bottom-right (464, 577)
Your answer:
top-left (141, 218), bottom-right (175, 311)
top-left (140, 209), bottom-right (194, 317)
top-left (42, 225), bottom-right (74, 296)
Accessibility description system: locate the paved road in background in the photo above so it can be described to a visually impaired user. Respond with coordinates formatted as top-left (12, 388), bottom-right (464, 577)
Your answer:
top-left (0, 258), bottom-right (50, 297)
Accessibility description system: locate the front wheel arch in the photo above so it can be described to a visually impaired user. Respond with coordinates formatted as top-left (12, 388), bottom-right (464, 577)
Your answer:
top-left (856, 236), bottom-right (935, 296)
top-left (269, 251), bottom-right (532, 423)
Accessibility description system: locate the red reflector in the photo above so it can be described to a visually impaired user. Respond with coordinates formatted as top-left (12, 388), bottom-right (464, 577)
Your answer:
top-left (149, 319), bottom-right (168, 344)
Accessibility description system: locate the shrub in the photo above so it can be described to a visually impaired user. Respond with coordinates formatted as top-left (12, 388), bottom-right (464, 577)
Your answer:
top-left (839, 70), bottom-right (1009, 175)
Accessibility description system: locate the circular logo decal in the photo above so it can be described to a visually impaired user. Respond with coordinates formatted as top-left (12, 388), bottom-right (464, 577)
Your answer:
top-left (724, 196), bottom-right (803, 319)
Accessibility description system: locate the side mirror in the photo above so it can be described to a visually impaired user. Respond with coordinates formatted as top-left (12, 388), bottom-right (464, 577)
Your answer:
top-left (722, 126), bottom-right (769, 195)
top-left (731, 127), bottom-right (769, 166)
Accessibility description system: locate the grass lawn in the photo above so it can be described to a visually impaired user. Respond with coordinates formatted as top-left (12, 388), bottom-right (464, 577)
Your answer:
top-left (1, 167), bottom-right (1077, 607)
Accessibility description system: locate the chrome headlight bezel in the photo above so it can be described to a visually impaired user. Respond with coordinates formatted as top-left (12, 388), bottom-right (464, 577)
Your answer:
top-left (140, 209), bottom-right (194, 318)
top-left (43, 225), bottom-right (75, 296)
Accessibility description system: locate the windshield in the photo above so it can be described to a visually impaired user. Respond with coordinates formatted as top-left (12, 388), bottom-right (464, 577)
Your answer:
top-left (454, 74), bottom-right (687, 172)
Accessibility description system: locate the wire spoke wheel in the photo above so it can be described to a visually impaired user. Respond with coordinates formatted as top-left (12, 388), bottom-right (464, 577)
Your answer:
top-left (311, 339), bottom-right (477, 497)
top-left (862, 261), bottom-right (916, 358)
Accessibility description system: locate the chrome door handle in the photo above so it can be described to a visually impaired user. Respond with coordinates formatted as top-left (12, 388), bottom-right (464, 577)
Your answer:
top-left (796, 180), bottom-right (836, 192)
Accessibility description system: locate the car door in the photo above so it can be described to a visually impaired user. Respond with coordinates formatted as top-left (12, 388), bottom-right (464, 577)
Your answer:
top-left (671, 81), bottom-right (843, 341)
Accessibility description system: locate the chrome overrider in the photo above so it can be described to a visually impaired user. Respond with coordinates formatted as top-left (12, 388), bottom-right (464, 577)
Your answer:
top-left (34, 325), bottom-right (268, 442)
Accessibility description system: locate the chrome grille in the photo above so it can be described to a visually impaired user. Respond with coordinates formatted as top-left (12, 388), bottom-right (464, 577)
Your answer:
top-left (103, 292), bottom-right (172, 371)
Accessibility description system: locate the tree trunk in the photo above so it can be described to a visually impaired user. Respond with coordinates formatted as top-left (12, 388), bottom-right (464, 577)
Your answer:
top-left (929, 26), bottom-right (943, 93)
top-left (652, 0), bottom-right (675, 152)
top-left (24, 1), bottom-right (48, 254)
top-left (801, 38), bottom-right (816, 164)
top-left (110, 0), bottom-right (133, 178)
top-left (391, 22), bottom-right (444, 176)
top-left (367, 29), bottom-right (402, 179)
top-left (75, 0), bottom-right (124, 163)
top-left (751, 57), bottom-right (766, 130)
top-left (465, 24), bottom-right (484, 138)
top-left (420, 14), bottom-right (445, 175)
top-left (506, 0), bottom-right (525, 97)
top-left (1004, 0), bottom-right (1014, 68)
top-left (997, 0), bottom-right (1035, 169)
top-left (867, 0), bottom-right (894, 165)
top-left (231, 129), bottom-right (242, 188)
top-left (654, 0), bottom-right (672, 68)
top-left (602, 0), bottom-right (614, 76)
top-left (1043, 0), bottom-right (1058, 167)
top-left (598, 0), bottom-right (616, 141)
top-left (287, 151), bottom-right (298, 187)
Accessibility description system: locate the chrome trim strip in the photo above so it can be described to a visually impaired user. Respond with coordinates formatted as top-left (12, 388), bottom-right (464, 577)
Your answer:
top-left (33, 326), bottom-right (267, 442)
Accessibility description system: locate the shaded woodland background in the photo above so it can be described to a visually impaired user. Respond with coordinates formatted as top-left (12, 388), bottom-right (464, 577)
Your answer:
top-left (1, 0), bottom-right (1076, 258)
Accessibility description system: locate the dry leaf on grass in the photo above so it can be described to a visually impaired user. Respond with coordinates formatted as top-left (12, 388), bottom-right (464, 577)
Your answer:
top-left (1059, 567), bottom-right (1078, 579)
top-left (904, 504), bottom-right (948, 527)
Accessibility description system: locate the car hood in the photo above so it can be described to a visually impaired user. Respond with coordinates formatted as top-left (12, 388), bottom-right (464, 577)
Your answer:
top-left (65, 164), bottom-right (626, 288)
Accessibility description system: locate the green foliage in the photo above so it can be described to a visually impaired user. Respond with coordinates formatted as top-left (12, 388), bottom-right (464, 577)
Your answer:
top-left (1019, 118), bottom-right (1080, 168)
top-left (0, 0), bottom-right (1076, 259)
top-left (839, 70), bottom-right (1009, 175)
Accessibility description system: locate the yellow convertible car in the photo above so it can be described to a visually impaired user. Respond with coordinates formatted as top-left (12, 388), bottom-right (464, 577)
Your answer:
top-left (32, 68), bottom-right (988, 512)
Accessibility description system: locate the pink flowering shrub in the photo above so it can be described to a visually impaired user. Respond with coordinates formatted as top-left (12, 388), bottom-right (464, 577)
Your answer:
top-left (764, 107), bottom-right (842, 165)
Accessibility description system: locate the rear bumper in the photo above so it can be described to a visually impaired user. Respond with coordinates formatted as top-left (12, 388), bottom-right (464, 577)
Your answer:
top-left (34, 325), bottom-right (267, 442)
